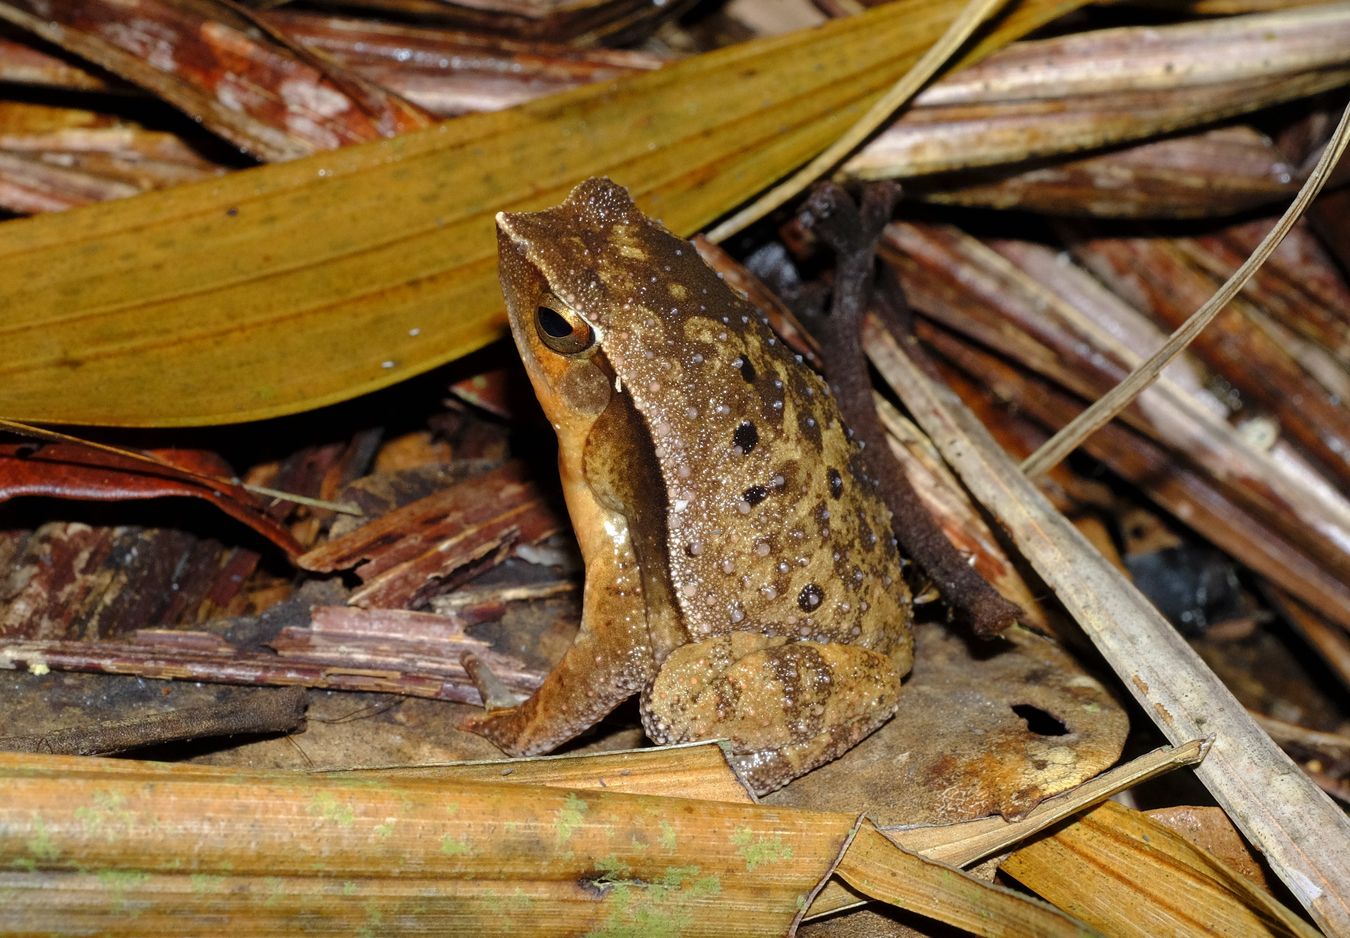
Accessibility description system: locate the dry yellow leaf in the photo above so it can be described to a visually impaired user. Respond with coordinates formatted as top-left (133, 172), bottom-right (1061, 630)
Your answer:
top-left (1001, 801), bottom-right (1322, 938)
top-left (0, 749), bottom-right (1090, 936)
top-left (328, 740), bottom-right (757, 803)
top-left (838, 824), bottom-right (1098, 937)
top-left (0, 0), bottom-right (1080, 427)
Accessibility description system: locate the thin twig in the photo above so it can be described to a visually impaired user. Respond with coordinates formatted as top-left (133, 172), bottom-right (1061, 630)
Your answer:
top-left (1250, 712), bottom-right (1350, 754)
top-left (0, 417), bottom-right (234, 488)
top-left (239, 482), bottom-right (361, 515)
top-left (803, 181), bottom-right (1020, 636)
top-left (1022, 96), bottom-right (1350, 478)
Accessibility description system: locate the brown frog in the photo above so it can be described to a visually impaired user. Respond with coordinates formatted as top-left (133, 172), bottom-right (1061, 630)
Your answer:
top-left (464, 178), bottom-right (913, 793)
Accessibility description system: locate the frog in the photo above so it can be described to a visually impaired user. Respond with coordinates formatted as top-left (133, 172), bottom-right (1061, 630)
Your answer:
top-left (463, 177), bottom-right (914, 794)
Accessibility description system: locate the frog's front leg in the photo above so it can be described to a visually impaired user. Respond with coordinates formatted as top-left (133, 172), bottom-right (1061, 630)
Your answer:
top-left (462, 514), bottom-right (655, 756)
top-left (641, 633), bottom-right (911, 793)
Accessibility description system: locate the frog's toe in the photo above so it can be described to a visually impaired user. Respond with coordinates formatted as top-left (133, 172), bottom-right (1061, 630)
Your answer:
top-left (458, 707), bottom-right (537, 757)
top-left (461, 652), bottom-right (525, 711)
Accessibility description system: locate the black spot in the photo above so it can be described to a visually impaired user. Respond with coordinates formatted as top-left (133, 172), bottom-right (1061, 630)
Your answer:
top-left (733, 421), bottom-right (759, 455)
top-left (742, 485), bottom-right (768, 506)
top-left (738, 357), bottom-right (757, 383)
top-left (225, 206), bottom-right (239, 217)
top-left (827, 468), bottom-right (843, 499)
top-left (797, 583), bottom-right (824, 612)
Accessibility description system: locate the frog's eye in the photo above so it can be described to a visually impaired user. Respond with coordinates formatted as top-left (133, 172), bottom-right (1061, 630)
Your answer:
top-left (535, 299), bottom-right (596, 356)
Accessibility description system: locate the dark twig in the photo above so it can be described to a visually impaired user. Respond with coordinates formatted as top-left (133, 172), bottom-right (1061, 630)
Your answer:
top-left (0, 685), bottom-right (308, 755)
top-left (801, 181), bottom-right (1021, 637)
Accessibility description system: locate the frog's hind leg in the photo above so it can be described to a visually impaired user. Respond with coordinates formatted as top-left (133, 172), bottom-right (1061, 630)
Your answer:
top-left (642, 633), bottom-right (911, 794)
top-left (461, 527), bottom-right (655, 757)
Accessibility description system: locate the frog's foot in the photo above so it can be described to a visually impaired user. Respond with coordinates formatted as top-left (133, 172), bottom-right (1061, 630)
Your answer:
top-left (459, 642), bottom-right (648, 757)
top-left (641, 633), bottom-right (907, 794)
top-left (460, 707), bottom-right (544, 757)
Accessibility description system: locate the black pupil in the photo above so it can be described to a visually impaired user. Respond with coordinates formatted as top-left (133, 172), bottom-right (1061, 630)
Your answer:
top-left (537, 305), bottom-right (573, 339)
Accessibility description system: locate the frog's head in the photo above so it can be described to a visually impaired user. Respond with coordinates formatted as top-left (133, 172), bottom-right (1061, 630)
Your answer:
top-left (495, 181), bottom-right (629, 432)
top-left (496, 176), bottom-right (710, 407)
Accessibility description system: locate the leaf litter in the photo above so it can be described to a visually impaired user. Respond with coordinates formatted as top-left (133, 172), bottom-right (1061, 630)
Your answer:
top-left (0, 0), bottom-right (1347, 934)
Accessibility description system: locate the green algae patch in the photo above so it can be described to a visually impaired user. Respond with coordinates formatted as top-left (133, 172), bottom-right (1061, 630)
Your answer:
top-left (308, 791), bottom-right (356, 828)
top-left (356, 898), bottom-right (387, 938)
top-left (20, 816), bottom-right (60, 869)
top-left (263, 877), bottom-right (286, 907)
top-left (440, 834), bottom-right (471, 857)
top-left (554, 792), bottom-right (588, 846)
top-left (75, 790), bottom-right (141, 840)
top-left (583, 861), bottom-right (723, 938)
top-left (97, 867), bottom-right (151, 913)
top-left (190, 872), bottom-right (226, 894)
top-left (730, 828), bottom-right (793, 871)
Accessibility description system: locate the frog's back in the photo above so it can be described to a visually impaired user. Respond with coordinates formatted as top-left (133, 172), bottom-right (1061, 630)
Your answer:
top-left (504, 179), bottom-right (912, 656)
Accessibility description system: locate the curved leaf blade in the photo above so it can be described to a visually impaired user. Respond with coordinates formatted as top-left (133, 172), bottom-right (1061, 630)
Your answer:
top-left (0, 0), bottom-right (1076, 426)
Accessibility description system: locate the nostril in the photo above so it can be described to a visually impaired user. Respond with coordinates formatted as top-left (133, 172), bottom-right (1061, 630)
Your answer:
top-left (1011, 703), bottom-right (1069, 737)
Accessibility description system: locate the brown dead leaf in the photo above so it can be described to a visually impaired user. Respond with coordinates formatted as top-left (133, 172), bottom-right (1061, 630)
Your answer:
top-left (299, 461), bottom-right (562, 608)
top-left (269, 10), bottom-right (665, 117)
top-left (1067, 229), bottom-right (1350, 487)
top-left (882, 223), bottom-right (1350, 632)
top-left (767, 624), bottom-right (1128, 823)
top-left (0, 100), bottom-right (222, 212)
top-left (0, 440), bottom-right (302, 560)
top-left (1146, 805), bottom-right (1272, 891)
top-left (0, 585), bottom-right (554, 703)
top-left (845, 5), bottom-right (1350, 181)
top-left (913, 126), bottom-right (1303, 218)
top-left (325, 0), bottom-right (697, 45)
